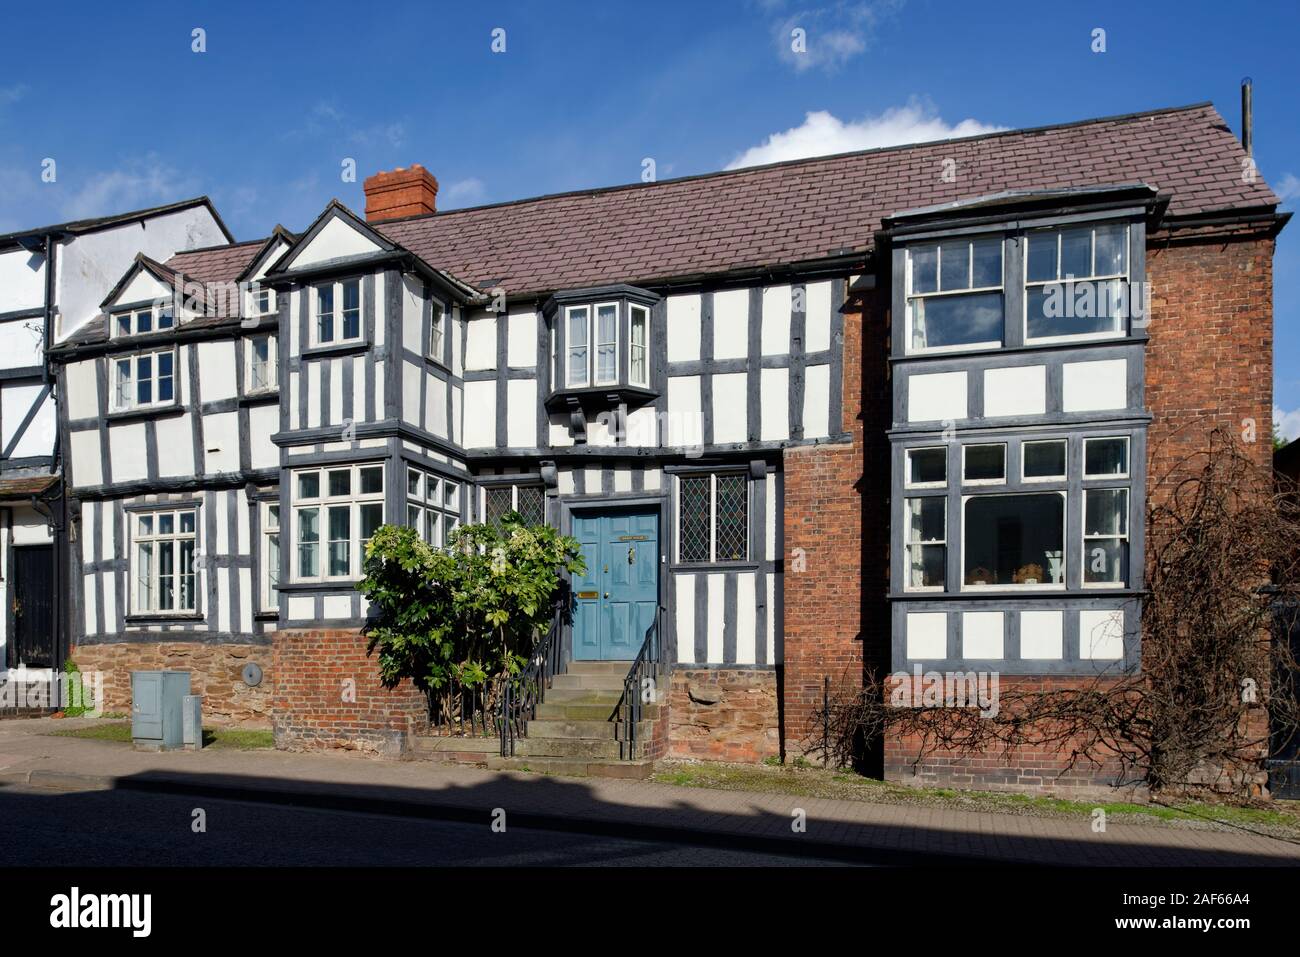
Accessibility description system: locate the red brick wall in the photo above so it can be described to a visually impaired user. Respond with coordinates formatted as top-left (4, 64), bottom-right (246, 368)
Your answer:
top-left (668, 669), bottom-right (779, 761)
top-left (781, 280), bottom-right (890, 756)
top-left (73, 641), bottom-right (272, 727)
top-left (271, 628), bottom-right (428, 756)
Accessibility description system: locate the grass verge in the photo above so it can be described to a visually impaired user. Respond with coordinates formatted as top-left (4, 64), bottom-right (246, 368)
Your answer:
top-left (651, 760), bottom-right (1300, 838)
top-left (48, 721), bottom-right (275, 750)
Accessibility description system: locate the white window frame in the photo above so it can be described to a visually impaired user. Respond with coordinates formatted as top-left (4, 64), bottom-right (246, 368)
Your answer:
top-left (564, 301), bottom-right (620, 388)
top-left (1083, 436), bottom-right (1130, 480)
top-left (904, 446), bottom-right (948, 489)
top-left (629, 303), bottom-right (649, 388)
top-left (112, 349), bottom-right (177, 412)
top-left (904, 237), bottom-right (1004, 356)
top-left (406, 466), bottom-right (461, 546)
top-left (312, 278), bottom-right (363, 346)
top-left (961, 443), bottom-right (1007, 486)
top-left (903, 495), bottom-right (946, 593)
top-left (1023, 222), bottom-right (1130, 345)
top-left (1082, 486), bottom-right (1130, 588)
top-left (246, 285), bottom-right (276, 318)
top-left (112, 303), bottom-right (175, 338)
top-left (674, 471), bottom-right (749, 565)
top-left (246, 333), bottom-right (278, 392)
top-left (960, 491), bottom-right (1067, 592)
top-left (261, 501), bottom-right (280, 612)
top-left (130, 507), bottom-right (199, 615)
top-left (428, 301), bottom-right (447, 363)
top-left (1021, 438), bottom-right (1068, 483)
top-left (291, 463), bottom-right (385, 583)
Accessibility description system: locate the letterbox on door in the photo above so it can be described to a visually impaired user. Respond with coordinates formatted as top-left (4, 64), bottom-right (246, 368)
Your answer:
top-left (130, 671), bottom-right (191, 750)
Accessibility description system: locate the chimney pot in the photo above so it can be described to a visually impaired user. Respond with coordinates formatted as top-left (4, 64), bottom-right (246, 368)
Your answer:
top-left (363, 165), bottom-right (439, 222)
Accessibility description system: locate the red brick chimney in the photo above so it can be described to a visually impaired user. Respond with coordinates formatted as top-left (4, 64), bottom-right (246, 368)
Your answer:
top-left (363, 164), bottom-right (439, 222)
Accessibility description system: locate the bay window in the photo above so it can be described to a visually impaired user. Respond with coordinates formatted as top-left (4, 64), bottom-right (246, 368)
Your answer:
top-left (113, 350), bottom-right (175, 411)
top-left (293, 463), bottom-right (384, 581)
top-left (1084, 488), bottom-right (1129, 585)
top-left (905, 497), bottom-right (946, 590)
top-left (1025, 223), bottom-right (1129, 341)
top-left (565, 302), bottom-right (620, 387)
top-left (963, 492), bottom-right (1065, 588)
top-left (1022, 439), bottom-right (1067, 481)
top-left (905, 446), bottom-right (947, 488)
top-left (677, 472), bottom-right (748, 564)
top-left (262, 503), bottom-right (280, 612)
top-left (629, 304), bottom-right (649, 387)
top-left (406, 467), bottom-right (462, 545)
top-left (1084, 436), bottom-right (1129, 478)
top-left (314, 278), bottom-right (362, 345)
top-left (906, 236), bottom-right (1003, 352)
top-left (132, 508), bottom-right (197, 614)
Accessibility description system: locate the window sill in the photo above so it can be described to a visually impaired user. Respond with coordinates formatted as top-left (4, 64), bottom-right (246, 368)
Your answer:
top-left (544, 384), bottom-right (659, 412)
top-left (107, 403), bottom-right (184, 424)
top-left (670, 560), bottom-right (760, 573)
top-left (125, 613), bottom-right (203, 624)
top-left (239, 390), bottom-right (279, 406)
top-left (301, 340), bottom-right (369, 360)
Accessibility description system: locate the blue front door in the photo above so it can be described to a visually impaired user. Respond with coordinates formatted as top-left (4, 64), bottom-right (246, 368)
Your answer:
top-left (571, 509), bottom-right (659, 661)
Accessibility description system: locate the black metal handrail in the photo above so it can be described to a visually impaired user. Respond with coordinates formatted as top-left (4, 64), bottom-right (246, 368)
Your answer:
top-left (498, 607), bottom-right (563, 757)
top-left (613, 606), bottom-right (665, 760)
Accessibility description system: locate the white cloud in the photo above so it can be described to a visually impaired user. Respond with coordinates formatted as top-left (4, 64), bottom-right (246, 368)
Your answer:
top-left (440, 177), bottom-right (486, 209)
top-left (57, 155), bottom-right (198, 220)
top-left (725, 101), bottom-right (1007, 169)
top-left (1275, 406), bottom-right (1300, 443)
top-left (774, 1), bottom-right (902, 73)
top-left (1275, 173), bottom-right (1300, 204)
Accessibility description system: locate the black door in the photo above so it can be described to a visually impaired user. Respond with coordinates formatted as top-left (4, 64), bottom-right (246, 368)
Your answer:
top-left (11, 544), bottom-right (55, 669)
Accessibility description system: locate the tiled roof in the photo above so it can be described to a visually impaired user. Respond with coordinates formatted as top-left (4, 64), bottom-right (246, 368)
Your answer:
top-left (0, 475), bottom-right (58, 500)
top-left (375, 102), bottom-right (1279, 295)
top-left (165, 239), bottom-right (266, 285)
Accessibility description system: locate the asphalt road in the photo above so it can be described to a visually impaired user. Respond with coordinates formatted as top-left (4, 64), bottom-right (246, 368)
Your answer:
top-left (0, 784), bottom-right (854, 867)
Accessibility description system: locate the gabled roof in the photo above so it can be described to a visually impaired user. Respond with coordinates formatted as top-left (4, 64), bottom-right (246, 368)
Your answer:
top-left (98, 253), bottom-right (184, 309)
top-left (375, 102), bottom-right (1281, 297)
top-left (235, 225), bottom-right (298, 282)
top-left (0, 197), bottom-right (234, 252)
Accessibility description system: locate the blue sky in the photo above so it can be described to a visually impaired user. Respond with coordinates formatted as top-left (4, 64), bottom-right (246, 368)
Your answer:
top-left (2, 0), bottom-right (1298, 428)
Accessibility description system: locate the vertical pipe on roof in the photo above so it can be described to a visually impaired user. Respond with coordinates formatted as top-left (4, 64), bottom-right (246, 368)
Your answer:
top-left (1241, 77), bottom-right (1253, 158)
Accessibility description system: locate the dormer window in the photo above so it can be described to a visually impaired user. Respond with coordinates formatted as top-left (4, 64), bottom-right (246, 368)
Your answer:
top-left (113, 304), bottom-right (174, 338)
top-left (543, 286), bottom-right (660, 411)
top-left (314, 278), bottom-right (361, 345)
top-left (247, 285), bottom-right (276, 317)
top-left (905, 236), bottom-right (1003, 353)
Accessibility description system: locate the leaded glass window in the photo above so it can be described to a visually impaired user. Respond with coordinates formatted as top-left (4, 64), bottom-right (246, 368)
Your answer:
top-left (677, 472), bottom-right (749, 564)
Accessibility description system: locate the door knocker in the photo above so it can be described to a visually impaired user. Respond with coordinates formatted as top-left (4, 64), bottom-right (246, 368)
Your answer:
top-left (627, 545), bottom-right (636, 565)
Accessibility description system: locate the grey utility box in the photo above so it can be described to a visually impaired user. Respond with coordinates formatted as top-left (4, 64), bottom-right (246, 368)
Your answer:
top-left (182, 694), bottom-right (204, 750)
top-left (130, 671), bottom-right (191, 751)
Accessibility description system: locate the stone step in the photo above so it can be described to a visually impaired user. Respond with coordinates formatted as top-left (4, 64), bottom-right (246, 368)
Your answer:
top-left (513, 737), bottom-right (630, 760)
top-left (485, 755), bottom-right (655, 779)
top-left (550, 673), bottom-right (630, 692)
top-left (534, 702), bottom-right (660, 722)
top-left (564, 660), bottom-right (634, 676)
top-left (411, 736), bottom-right (499, 755)
top-left (541, 688), bottom-right (625, 704)
top-left (526, 718), bottom-right (653, 740)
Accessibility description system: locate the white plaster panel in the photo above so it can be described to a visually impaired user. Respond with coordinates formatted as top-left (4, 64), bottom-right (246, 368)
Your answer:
top-left (907, 371), bottom-right (968, 422)
top-left (984, 365), bottom-right (1046, 417)
top-left (287, 596), bottom-right (314, 619)
top-left (2, 383), bottom-right (54, 458)
top-left (712, 289), bottom-right (749, 361)
top-left (70, 431), bottom-right (102, 487)
top-left (154, 414), bottom-right (194, 478)
top-left (804, 280), bottom-right (832, 353)
top-left (248, 403), bottom-right (279, 470)
top-left (66, 361), bottom-right (98, 420)
top-left (666, 294), bottom-right (701, 362)
top-left (735, 572), bottom-right (757, 665)
top-left (1079, 608), bottom-right (1124, 659)
top-left (507, 309), bottom-right (537, 368)
top-left (0, 248), bottom-right (45, 311)
top-left (111, 269), bottom-right (171, 308)
top-left (0, 318), bottom-right (43, 369)
top-left (465, 314), bottom-right (497, 371)
top-left (426, 373), bottom-right (449, 438)
top-left (675, 574), bottom-right (696, 665)
top-left (402, 359), bottom-right (421, 426)
top-left (293, 216), bottom-right (380, 267)
top-left (711, 372), bottom-right (747, 444)
top-left (802, 363), bottom-right (831, 439)
top-left (109, 422), bottom-right (147, 482)
top-left (323, 594), bottom-right (352, 618)
top-left (197, 341), bottom-right (237, 402)
top-left (666, 375), bottom-right (702, 448)
top-left (625, 406), bottom-right (657, 447)
top-left (962, 611), bottom-right (1004, 659)
top-left (906, 612), bottom-right (947, 659)
top-left (761, 285), bottom-right (792, 356)
top-left (760, 367), bottom-right (789, 441)
top-left (203, 411), bottom-right (241, 474)
top-left (507, 378), bottom-right (536, 448)
top-left (707, 573), bottom-right (724, 663)
top-left (1062, 359), bottom-right (1127, 413)
top-left (462, 380), bottom-right (495, 448)
top-left (1019, 610), bottom-right (1064, 660)
top-left (306, 362), bottom-right (321, 428)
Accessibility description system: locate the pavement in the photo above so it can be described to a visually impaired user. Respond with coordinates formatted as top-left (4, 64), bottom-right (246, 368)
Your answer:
top-left (2, 716), bottom-right (1298, 866)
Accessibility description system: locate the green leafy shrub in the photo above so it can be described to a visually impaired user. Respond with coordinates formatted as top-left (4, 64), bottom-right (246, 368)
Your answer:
top-left (359, 513), bottom-right (584, 727)
top-left (61, 659), bottom-right (95, 717)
